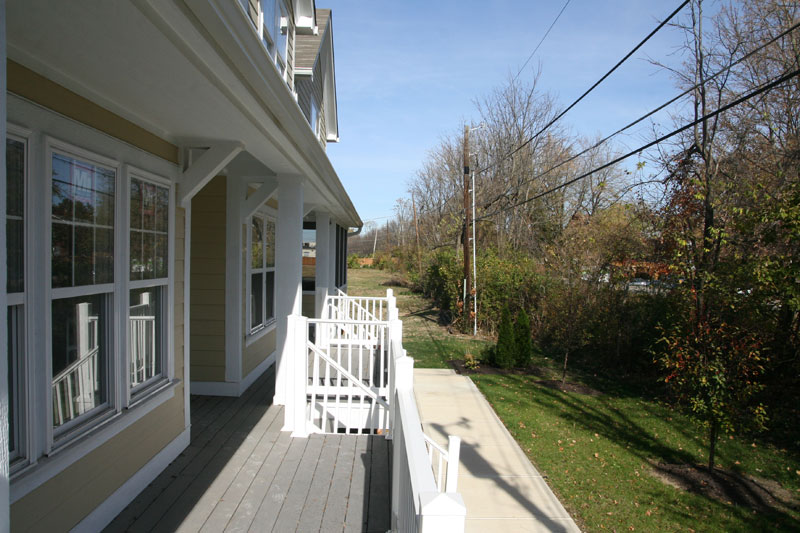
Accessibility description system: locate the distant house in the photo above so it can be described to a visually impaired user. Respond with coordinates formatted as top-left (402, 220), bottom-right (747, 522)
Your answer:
top-left (0, 0), bottom-right (359, 530)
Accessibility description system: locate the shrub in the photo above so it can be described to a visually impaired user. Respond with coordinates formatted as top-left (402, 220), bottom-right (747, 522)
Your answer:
top-left (514, 308), bottom-right (532, 367)
top-left (494, 305), bottom-right (515, 369)
top-left (347, 254), bottom-right (361, 269)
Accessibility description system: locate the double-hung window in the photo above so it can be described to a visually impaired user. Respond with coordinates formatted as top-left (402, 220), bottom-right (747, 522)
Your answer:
top-left (128, 173), bottom-right (170, 395)
top-left (49, 145), bottom-right (116, 436)
top-left (6, 130), bottom-right (27, 467)
top-left (248, 214), bottom-right (275, 334)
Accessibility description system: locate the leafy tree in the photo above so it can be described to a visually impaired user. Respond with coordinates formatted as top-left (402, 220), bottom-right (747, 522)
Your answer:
top-left (514, 308), bottom-right (532, 367)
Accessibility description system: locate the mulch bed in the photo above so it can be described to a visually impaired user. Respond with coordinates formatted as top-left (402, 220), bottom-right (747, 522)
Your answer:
top-left (649, 461), bottom-right (800, 514)
top-left (449, 359), bottom-right (602, 396)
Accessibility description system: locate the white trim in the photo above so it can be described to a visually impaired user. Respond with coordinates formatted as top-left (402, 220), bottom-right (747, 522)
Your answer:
top-left (1, 9), bottom-right (9, 528)
top-left (10, 380), bottom-right (178, 502)
top-left (183, 202), bottom-right (191, 430)
top-left (190, 350), bottom-right (275, 397)
top-left (71, 427), bottom-right (190, 533)
top-left (178, 141), bottom-right (243, 207)
top-left (244, 320), bottom-right (276, 348)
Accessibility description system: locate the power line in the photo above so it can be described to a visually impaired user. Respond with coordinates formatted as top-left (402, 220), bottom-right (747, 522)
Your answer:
top-left (512, 0), bottom-right (572, 83)
top-left (481, 19), bottom-right (800, 210)
top-left (475, 65), bottom-right (800, 222)
top-left (478, 0), bottom-right (691, 176)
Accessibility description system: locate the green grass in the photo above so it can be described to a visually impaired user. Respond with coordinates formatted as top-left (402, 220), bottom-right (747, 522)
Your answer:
top-left (347, 267), bottom-right (800, 532)
top-left (472, 373), bottom-right (800, 532)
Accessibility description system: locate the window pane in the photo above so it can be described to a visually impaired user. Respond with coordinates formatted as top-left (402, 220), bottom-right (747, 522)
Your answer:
top-left (142, 232), bottom-right (155, 280)
top-left (142, 182), bottom-right (156, 231)
top-left (265, 219), bottom-right (275, 268)
top-left (155, 233), bottom-right (168, 278)
top-left (130, 287), bottom-right (163, 388)
top-left (52, 294), bottom-right (108, 428)
top-left (251, 272), bottom-right (263, 329)
top-left (130, 180), bottom-right (142, 230)
top-left (276, 3), bottom-right (287, 62)
top-left (74, 225), bottom-right (94, 286)
top-left (52, 154), bottom-right (74, 222)
top-left (7, 305), bottom-right (23, 456)
top-left (94, 167), bottom-right (115, 226)
top-left (7, 139), bottom-right (24, 294)
top-left (51, 152), bottom-right (115, 288)
top-left (266, 272), bottom-right (275, 321)
top-left (52, 222), bottom-right (73, 289)
top-left (251, 218), bottom-right (264, 269)
top-left (7, 219), bottom-right (24, 294)
top-left (156, 186), bottom-right (169, 233)
top-left (130, 230), bottom-right (143, 280)
top-left (96, 227), bottom-right (114, 284)
top-left (302, 227), bottom-right (315, 292)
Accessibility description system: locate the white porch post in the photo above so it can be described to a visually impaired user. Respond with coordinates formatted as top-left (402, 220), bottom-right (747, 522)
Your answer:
top-left (274, 176), bottom-right (303, 406)
top-left (0, 1), bottom-right (10, 529)
top-left (314, 211), bottom-right (331, 317)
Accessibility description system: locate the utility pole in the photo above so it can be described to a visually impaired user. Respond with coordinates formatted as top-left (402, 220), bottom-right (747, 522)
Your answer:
top-left (412, 191), bottom-right (422, 277)
top-left (463, 125), bottom-right (471, 330)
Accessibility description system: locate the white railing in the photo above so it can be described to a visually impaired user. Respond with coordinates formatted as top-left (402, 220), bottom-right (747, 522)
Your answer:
top-left (285, 288), bottom-right (466, 531)
top-left (52, 313), bottom-right (100, 426)
top-left (423, 434), bottom-right (461, 493)
top-left (392, 357), bottom-right (466, 532)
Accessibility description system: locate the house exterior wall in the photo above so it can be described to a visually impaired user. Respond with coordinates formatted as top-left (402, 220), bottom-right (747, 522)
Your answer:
top-left (244, 328), bottom-right (276, 377)
top-left (6, 72), bottom-right (188, 531)
top-left (302, 293), bottom-right (315, 318)
top-left (190, 176), bottom-right (227, 382)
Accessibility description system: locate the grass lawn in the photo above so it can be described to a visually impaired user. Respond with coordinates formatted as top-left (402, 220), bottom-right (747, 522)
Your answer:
top-left (348, 267), bottom-right (800, 532)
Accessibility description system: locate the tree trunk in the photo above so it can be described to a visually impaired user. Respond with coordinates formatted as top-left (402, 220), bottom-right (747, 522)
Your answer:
top-left (708, 419), bottom-right (718, 471)
top-left (561, 348), bottom-right (570, 387)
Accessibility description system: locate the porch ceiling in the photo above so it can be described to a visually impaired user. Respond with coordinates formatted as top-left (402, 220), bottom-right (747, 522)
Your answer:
top-left (6, 0), bottom-right (361, 227)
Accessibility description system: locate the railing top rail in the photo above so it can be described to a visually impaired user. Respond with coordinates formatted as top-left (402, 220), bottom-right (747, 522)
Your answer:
top-left (328, 295), bottom-right (390, 302)
top-left (308, 318), bottom-right (390, 326)
top-left (422, 433), bottom-right (448, 456)
top-left (397, 387), bottom-right (439, 497)
top-left (52, 347), bottom-right (100, 383)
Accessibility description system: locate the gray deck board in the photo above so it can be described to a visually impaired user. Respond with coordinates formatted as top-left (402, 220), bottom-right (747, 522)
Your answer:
top-left (295, 435), bottom-right (340, 533)
top-left (104, 368), bottom-right (390, 533)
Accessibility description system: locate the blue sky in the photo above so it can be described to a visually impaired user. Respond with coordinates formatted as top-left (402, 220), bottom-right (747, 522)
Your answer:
top-left (326, 1), bottom-right (691, 226)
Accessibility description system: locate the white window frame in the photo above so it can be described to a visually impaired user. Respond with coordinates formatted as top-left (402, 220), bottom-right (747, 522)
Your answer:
top-left (6, 125), bottom-right (31, 474)
top-left (125, 168), bottom-right (175, 404)
top-left (246, 210), bottom-right (276, 338)
top-left (45, 138), bottom-right (120, 450)
top-left (7, 100), bottom-right (181, 500)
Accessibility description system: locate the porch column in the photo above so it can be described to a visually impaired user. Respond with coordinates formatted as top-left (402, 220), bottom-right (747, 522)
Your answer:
top-left (314, 211), bottom-right (331, 317)
top-left (274, 176), bottom-right (303, 406)
top-left (0, 1), bottom-right (10, 530)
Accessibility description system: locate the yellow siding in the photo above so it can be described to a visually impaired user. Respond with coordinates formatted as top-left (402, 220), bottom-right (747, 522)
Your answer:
top-left (190, 176), bottom-right (227, 382)
top-left (11, 391), bottom-right (184, 532)
top-left (302, 294), bottom-right (315, 318)
top-left (244, 328), bottom-right (276, 377)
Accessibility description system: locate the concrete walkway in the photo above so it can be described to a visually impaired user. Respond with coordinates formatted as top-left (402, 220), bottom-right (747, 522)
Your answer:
top-left (414, 369), bottom-right (581, 533)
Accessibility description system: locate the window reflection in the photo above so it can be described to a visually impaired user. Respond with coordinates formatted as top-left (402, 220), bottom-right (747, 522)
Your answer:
top-left (130, 288), bottom-right (162, 388)
top-left (52, 295), bottom-right (107, 427)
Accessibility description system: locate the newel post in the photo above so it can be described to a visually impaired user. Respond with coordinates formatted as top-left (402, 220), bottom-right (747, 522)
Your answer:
top-left (446, 435), bottom-right (461, 493)
top-left (419, 492), bottom-right (466, 533)
top-left (283, 314), bottom-right (309, 437)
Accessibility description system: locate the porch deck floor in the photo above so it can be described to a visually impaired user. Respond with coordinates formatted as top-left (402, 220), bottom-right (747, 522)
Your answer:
top-left (104, 368), bottom-right (391, 533)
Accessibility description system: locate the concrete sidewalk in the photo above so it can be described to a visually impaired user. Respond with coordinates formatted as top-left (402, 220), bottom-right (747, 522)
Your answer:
top-left (414, 368), bottom-right (581, 533)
